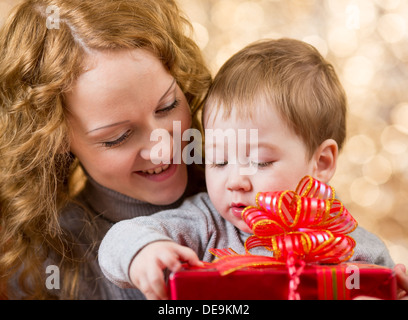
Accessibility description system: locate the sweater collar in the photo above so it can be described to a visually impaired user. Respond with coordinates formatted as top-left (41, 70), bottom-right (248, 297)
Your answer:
top-left (79, 175), bottom-right (183, 223)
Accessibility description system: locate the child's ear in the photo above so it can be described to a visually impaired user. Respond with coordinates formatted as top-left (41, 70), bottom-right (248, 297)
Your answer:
top-left (312, 139), bottom-right (338, 183)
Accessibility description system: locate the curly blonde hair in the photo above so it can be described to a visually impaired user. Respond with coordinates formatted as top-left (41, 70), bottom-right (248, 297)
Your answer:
top-left (0, 0), bottom-right (211, 299)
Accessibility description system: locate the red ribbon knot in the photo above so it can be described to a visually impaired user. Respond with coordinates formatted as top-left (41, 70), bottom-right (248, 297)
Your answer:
top-left (209, 176), bottom-right (358, 299)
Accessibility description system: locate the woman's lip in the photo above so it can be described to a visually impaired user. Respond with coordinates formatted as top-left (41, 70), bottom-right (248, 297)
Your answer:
top-left (134, 163), bottom-right (178, 182)
top-left (141, 163), bottom-right (171, 172)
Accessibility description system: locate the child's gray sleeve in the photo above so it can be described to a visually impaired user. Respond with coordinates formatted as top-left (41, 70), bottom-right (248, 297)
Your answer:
top-left (98, 194), bottom-right (214, 288)
top-left (348, 226), bottom-right (394, 268)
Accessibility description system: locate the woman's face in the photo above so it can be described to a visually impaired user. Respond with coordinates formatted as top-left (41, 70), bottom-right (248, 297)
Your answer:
top-left (65, 49), bottom-right (192, 205)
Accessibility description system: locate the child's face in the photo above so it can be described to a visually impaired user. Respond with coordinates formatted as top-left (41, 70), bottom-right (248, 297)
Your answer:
top-left (204, 103), bottom-right (316, 233)
top-left (66, 49), bottom-right (192, 205)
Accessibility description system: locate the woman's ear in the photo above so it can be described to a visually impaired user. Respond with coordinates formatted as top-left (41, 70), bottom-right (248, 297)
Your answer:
top-left (312, 139), bottom-right (338, 183)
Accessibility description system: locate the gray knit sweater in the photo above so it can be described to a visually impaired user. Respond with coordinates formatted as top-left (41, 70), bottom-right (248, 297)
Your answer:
top-left (57, 176), bottom-right (185, 300)
top-left (98, 192), bottom-right (395, 289)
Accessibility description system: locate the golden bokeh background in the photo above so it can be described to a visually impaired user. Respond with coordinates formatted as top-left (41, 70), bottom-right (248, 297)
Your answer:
top-left (1, 0), bottom-right (407, 267)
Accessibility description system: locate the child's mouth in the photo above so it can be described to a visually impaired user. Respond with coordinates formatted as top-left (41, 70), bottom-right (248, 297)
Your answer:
top-left (230, 203), bottom-right (248, 218)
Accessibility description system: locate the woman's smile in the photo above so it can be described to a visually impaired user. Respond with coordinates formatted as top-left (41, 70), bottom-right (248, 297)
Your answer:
top-left (135, 163), bottom-right (178, 182)
top-left (141, 163), bottom-right (170, 175)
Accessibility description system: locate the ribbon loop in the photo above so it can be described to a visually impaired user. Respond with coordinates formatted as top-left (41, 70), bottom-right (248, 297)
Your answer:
top-left (241, 176), bottom-right (357, 263)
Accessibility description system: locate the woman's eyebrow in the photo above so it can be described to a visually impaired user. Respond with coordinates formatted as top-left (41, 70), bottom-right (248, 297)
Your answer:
top-left (157, 78), bottom-right (176, 103)
top-left (86, 78), bottom-right (176, 134)
top-left (87, 120), bottom-right (131, 134)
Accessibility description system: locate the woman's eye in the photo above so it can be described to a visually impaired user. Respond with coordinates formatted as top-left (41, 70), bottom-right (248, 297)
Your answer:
top-left (102, 130), bottom-right (132, 148)
top-left (156, 99), bottom-right (180, 115)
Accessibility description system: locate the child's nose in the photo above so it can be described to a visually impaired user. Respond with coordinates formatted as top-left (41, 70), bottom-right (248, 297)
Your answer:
top-left (226, 172), bottom-right (252, 192)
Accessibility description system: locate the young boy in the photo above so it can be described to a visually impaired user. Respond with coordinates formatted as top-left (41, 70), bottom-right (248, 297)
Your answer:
top-left (98, 38), bottom-right (396, 300)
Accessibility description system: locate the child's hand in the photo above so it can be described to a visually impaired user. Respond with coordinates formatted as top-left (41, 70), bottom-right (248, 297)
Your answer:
top-left (129, 241), bottom-right (203, 300)
top-left (395, 264), bottom-right (408, 300)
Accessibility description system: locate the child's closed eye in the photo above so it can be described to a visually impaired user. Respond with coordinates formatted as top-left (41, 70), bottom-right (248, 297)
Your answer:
top-left (209, 161), bottom-right (228, 168)
top-left (251, 161), bottom-right (275, 168)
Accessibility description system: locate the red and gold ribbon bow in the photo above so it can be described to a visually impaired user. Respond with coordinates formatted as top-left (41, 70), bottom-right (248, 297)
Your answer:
top-left (209, 176), bottom-right (358, 299)
top-left (242, 175), bottom-right (357, 263)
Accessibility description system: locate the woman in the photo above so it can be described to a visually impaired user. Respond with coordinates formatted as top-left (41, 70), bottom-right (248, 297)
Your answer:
top-left (0, 0), bottom-right (211, 299)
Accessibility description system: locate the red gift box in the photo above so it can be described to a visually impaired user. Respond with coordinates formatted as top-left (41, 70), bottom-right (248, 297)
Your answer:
top-left (169, 177), bottom-right (396, 300)
top-left (168, 262), bottom-right (396, 300)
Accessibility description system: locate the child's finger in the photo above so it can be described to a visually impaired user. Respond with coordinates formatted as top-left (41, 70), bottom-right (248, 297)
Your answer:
top-left (145, 266), bottom-right (168, 300)
top-left (175, 245), bottom-right (204, 267)
top-left (157, 249), bottom-right (183, 272)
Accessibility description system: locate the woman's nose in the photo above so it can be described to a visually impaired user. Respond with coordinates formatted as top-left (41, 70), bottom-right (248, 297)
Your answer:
top-left (140, 128), bottom-right (174, 164)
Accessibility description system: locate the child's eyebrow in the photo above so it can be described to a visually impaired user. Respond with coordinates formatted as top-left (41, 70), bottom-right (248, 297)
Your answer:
top-left (249, 142), bottom-right (281, 154)
top-left (254, 142), bottom-right (278, 149)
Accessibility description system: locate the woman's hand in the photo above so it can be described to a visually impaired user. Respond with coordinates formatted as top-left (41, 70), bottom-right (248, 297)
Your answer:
top-left (395, 264), bottom-right (408, 300)
top-left (129, 241), bottom-right (203, 300)
top-left (355, 264), bottom-right (408, 300)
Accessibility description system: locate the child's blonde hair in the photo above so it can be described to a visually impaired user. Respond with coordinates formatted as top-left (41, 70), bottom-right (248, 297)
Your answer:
top-left (0, 0), bottom-right (211, 299)
top-left (204, 38), bottom-right (347, 158)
